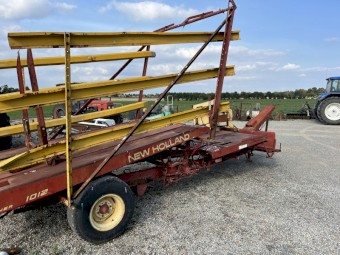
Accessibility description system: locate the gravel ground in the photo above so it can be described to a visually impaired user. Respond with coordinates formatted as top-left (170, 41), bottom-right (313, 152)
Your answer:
top-left (1, 119), bottom-right (340, 255)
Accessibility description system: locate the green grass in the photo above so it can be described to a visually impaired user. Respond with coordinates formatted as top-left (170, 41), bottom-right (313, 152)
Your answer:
top-left (172, 99), bottom-right (317, 114)
top-left (7, 105), bottom-right (55, 120)
top-left (228, 99), bottom-right (317, 114)
top-left (7, 99), bottom-right (316, 120)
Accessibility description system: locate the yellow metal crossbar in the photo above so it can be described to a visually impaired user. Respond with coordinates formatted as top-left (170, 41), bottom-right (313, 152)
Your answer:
top-left (0, 51), bottom-right (156, 69)
top-left (0, 102), bottom-right (146, 137)
top-left (8, 31), bottom-right (240, 49)
top-left (0, 102), bottom-right (230, 172)
top-left (0, 66), bottom-right (235, 113)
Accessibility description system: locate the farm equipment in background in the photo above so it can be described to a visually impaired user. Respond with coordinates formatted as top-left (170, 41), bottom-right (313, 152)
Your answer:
top-left (286, 101), bottom-right (314, 119)
top-left (0, 0), bottom-right (280, 244)
top-left (0, 86), bottom-right (12, 151)
top-left (53, 99), bottom-right (124, 124)
top-left (314, 77), bottom-right (340, 124)
top-left (146, 95), bottom-right (175, 120)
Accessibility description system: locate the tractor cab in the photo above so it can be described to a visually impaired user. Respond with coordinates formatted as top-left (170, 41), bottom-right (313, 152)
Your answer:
top-left (325, 77), bottom-right (340, 93)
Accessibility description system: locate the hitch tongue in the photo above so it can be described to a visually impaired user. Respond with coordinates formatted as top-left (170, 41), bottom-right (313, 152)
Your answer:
top-left (244, 105), bottom-right (275, 131)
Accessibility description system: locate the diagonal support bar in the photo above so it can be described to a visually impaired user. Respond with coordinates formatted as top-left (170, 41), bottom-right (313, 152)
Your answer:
top-left (109, 7), bottom-right (233, 80)
top-left (73, 16), bottom-right (229, 199)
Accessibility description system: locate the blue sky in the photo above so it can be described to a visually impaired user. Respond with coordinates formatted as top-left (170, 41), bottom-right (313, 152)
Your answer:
top-left (0, 0), bottom-right (340, 93)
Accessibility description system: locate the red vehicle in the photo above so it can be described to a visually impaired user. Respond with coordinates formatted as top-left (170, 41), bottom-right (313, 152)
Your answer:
top-left (53, 99), bottom-right (124, 124)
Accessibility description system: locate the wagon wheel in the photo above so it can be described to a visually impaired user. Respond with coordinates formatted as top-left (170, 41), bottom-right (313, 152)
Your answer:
top-left (67, 176), bottom-right (135, 244)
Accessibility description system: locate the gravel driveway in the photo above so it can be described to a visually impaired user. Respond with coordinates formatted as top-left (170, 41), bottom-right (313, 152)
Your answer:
top-left (1, 119), bottom-right (339, 255)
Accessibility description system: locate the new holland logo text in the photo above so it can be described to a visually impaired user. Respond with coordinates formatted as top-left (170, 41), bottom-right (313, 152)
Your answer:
top-left (128, 134), bottom-right (190, 163)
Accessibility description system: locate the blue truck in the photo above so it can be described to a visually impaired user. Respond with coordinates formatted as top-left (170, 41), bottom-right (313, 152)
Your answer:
top-left (314, 77), bottom-right (340, 124)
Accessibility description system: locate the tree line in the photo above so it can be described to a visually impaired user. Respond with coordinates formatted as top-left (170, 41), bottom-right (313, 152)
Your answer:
top-left (123, 87), bottom-right (325, 100)
top-left (0, 85), bottom-right (31, 94)
top-left (1, 84), bottom-right (324, 100)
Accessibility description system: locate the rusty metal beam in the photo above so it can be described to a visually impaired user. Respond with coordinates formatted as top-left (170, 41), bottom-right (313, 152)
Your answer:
top-left (210, 0), bottom-right (236, 139)
top-left (8, 31), bottom-right (240, 49)
top-left (0, 66), bottom-right (235, 113)
top-left (0, 51), bottom-right (156, 69)
top-left (27, 49), bottom-right (48, 145)
top-left (16, 52), bottom-right (32, 149)
top-left (244, 105), bottom-right (275, 131)
top-left (0, 101), bottom-right (146, 137)
top-left (0, 102), bottom-right (231, 172)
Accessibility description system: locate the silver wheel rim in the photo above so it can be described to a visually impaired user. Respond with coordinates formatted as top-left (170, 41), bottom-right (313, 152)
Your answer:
top-left (325, 102), bottom-right (340, 121)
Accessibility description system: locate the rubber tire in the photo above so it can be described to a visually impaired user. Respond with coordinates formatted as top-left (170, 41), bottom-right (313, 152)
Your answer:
top-left (317, 97), bottom-right (340, 125)
top-left (112, 114), bottom-right (123, 124)
top-left (316, 104), bottom-right (326, 124)
top-left (313, 102), bottom-right (320, 121)
top-left (67, 176), bottom-right (135, 244)
top-left (53, 104), bottom-right (65, 119)
top-left (0, 113), bottom-right (12, 150)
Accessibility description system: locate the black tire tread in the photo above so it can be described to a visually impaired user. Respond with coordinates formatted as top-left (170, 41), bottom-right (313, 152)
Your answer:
top-left (0, 113), bottom-right (12, 150)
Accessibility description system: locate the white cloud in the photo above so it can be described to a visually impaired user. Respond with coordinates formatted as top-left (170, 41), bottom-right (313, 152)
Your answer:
top-left (298, 73), bottom-right (306, 77)
top-left (237, 64), bottom-right (257, 72)
top-left (0, 25), bottom-right (23, 56)
top-left (324, 37), bottom-right (340, 42)
top-left (270, 63), bottom-right (301, 71)
top-left (0, 0), bottom-right (76, 20)
top-left (99, 1), bottom-right (198, 22)
top-left (302, 66), bottom-right (340, 72)
top-left (1, 24), bottom-right (22, 36)
top-left (175, 47), bottom-right (198, 59)
top-left (52, 2), bottom-right (77, 12)
top-left (280, 63), bottom-right (301, 70)
top-left (228, 75), bottom-right (258, 81)
top-left (230, 45), bottom-right (285, 57)
top-left (149, 64), bottom-right (181, 75)
top-left (73, 66), bottom-right (109, 76)
top-left (255, 61), bottom-right (278, 67)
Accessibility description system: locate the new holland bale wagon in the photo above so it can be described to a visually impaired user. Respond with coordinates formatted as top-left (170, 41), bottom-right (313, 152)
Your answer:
top-left (0, 0), bottom-right (280, 244)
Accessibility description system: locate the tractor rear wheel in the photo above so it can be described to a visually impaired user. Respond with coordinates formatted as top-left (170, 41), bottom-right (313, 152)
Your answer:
top-left (317, 97), bottom-right (340, 125)
top-left (53, 104), bottom-right (65, 118)
top-left (112, 114), bottom-right (124, 124)
top-left (67, 176), bottom-right (135, 244)
top-left (313, 102), bottom-right (320, 121)
top-left (0, 113), bottom-right (12, 150)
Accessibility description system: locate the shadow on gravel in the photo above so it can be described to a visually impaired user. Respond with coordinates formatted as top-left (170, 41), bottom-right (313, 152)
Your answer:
top-left (131, 154), bottom-right (279, 230)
